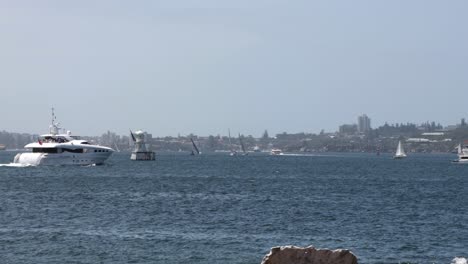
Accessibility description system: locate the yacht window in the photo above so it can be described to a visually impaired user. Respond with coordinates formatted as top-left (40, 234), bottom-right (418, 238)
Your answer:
top-left (63, 148), bottom-right (84, 153)
top-left (32, 148), bottom-right (58, 153)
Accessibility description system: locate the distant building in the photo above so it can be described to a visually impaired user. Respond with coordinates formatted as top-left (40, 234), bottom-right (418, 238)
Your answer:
top-left (444, 125), bottom-right (458, 131)
top-left (339, 124), bottom-right (358, 135)
top-left (357, 114), bottom-right (371, 133)
top-left (407, 138), bottom-right (431, 143)
top-left (421, 132), bottom-right (444, 136)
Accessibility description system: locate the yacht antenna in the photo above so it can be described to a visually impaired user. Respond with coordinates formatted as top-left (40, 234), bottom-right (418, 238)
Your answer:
top-left (49, 107), bottom-right (61, 135)
top-left (51, 107), bottom-right (56, 125)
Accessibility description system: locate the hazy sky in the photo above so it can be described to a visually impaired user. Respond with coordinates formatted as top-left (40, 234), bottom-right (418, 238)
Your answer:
top-left (1, 0), bottom-right (467, 137)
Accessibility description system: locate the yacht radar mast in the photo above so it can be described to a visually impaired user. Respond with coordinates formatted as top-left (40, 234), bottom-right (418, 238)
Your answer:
top-left (49, 107), bottom-right (61, 135)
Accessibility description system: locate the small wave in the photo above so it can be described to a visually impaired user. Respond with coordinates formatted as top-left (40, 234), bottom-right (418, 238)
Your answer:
top-left (0, 163), bottom-right (35, 167)
top-left (452, 257), bottom-right (467, 264)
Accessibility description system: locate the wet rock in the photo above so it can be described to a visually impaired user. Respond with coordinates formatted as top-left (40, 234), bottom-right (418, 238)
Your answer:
top-left (261, 246), bottom-right (358, 264)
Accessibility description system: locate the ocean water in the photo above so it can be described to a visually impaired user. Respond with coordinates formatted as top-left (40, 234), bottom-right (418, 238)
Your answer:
top-left (0, 151), bottom-right (467, 264)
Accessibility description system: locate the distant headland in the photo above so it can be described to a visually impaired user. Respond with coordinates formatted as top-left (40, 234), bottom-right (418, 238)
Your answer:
top-left (1, 114), bottom-right (468, 154)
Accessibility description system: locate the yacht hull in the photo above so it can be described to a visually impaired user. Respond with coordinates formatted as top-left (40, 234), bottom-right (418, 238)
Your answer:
top-left (452, 160), bottom-right (468, 163)
top-left (453, 156), bottom-right (468, 163)
top-left (14, 152), bottom-right (113, 166)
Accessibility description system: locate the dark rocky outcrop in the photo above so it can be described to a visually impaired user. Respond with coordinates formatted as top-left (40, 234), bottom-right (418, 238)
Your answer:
top-left (261, 246), bottom-right (358, 264)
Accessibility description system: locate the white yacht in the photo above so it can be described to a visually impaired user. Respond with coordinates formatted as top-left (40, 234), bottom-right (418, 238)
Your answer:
top-left (270, 148), bottom-right (284, 155)
top-left (393, 140), bottom-right (407, 159)
top-left (13, 110), bottom-right (114, 166)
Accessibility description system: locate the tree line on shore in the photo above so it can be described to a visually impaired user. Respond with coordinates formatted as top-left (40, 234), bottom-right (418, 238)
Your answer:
top-left (1, 121), bottom-right (467, 153)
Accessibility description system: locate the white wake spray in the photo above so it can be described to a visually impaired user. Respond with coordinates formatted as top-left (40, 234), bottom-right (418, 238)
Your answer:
top-left (452, 257), bottom-right (468, 264)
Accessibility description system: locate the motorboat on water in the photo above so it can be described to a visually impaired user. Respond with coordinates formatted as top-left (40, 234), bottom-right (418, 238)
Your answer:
top-left (453, 143), bottom-right (468, 163)
top-left (13, 109), bottom-right (114, 166)
top-left (253, 145), bottom-right (261, 152)
top-left (270, 148), bottom-right (284, 155)
top-left (393, 140), bottom-right (407, 159)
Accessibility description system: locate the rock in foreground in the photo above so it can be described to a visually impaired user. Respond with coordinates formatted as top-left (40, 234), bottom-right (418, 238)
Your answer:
top-left (261, 246), bottom-right (358, 264)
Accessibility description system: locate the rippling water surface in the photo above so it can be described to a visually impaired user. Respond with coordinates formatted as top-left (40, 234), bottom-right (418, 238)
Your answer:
top-left (0, 151), bottom-right (467, 263)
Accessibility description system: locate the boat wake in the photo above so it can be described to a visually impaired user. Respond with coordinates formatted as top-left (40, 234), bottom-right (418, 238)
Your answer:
top-left (0, 163), bottom-right (35, 168)
top-left (281, 153), bottom-right (330, 157)
top-left (452, 257), bottom-right (467, 264)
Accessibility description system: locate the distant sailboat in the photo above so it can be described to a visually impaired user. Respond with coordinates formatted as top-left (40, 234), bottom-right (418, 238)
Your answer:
top-left (239, 133), bottom-right (248, 156)
top-left (190, 137), bottom-right (201, 155)
top-left (113, 142), bottom-right (121, 152)
top-left (253, 145), bottom-right (261, 152)
top-left (453, 143), bottom-right (468, 163)
top-left (393, 140), bottom-right (407, 159)
top-left (228, 129), bottom-right (237, 156)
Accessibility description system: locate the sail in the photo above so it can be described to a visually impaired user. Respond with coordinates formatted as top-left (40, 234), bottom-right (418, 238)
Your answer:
top-left (395, 140), bottom-right (406, 156)
top-left (228, 129), bottom-right (232, 146)
top-left (190, 138), bottom-right (200, 155)
top-left (239, 133), bottom-right (246, 154)
top-left (130, 130), bottom-right (136, 142)
top-left (114, 142), bottom-right (121, 152)
top-left (228, 129), bottom-right (235, 154)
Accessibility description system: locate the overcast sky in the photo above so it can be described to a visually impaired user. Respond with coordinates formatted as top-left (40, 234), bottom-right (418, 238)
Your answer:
top-left (1, 0), bottom-right (467, 137)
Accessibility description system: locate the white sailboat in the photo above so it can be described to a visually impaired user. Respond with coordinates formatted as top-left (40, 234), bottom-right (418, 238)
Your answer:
top-left (393, 140), bottom-right (407, 159)
top-left (228, 129), bottom-right (237, 156)
top-left (453, 143), bottom-right (468, 163)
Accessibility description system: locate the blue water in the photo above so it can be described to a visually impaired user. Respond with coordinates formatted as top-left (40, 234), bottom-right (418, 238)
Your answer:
top-left (0, 151), bottom-right (467, 263)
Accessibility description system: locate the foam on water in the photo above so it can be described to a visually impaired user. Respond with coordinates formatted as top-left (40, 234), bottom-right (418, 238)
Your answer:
top-left (452, 257), bottom-right (468, 264)
top-left (281, 153), bottom-right (321, 157)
